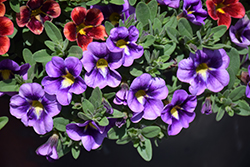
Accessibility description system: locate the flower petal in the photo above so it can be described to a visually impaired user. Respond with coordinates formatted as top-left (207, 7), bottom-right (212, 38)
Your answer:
top-left (16, 6), bottom-right (31, 27)
top-left (0, 36), bottom-right (10, 55)
top-left (45, 58), bottom-right (64, 77)
top-left (10, 95), bottom-right (30, 119)
top-left (217, 12), bottom-right (231, 29)
top-left (106, 69), bottom-right (122, 88)
top-left (71, 7), bottom-right (86, 25)
top-left (63, 22), bottom-right (77, 41)
top-left (146, 76), bottom-right (168, 100)
top-left (0, 16), bottom-right (14, 36)
top-left (206, 0), bottom-right (218, 20)
top-left (65, 56), bottom-right (82, 77)
top-left (66, 123), bottom-right (84, 141)
top-left (56, 88), bottom-right (72, 106)
top-left (223, 2), bottom-right (245, 18)
top-left (85, 8), bottom-right (104, 26)
top-left (42, 77), bottom-right (61, 95)
top-left (85, 25), bottom-right (107, 40)
top-left (127, 90), bottom-right (144, 113)
top-left (206, 69), bottom-right (230, 92)
top-left (27, 0), bottom-right (43, 10)
top-left (77, 34), bottom-right (93, 51)
top-left (26, 16), bottom-right (44, 35)
top-left (41, 0), bottom-right (61, 18)
top-left (84, 68), bottom-right (106, 89)
top-left (69, 77), bottom-right (86, 94)
top-left (19, 83), bottom-right (44, 100)
top-left (143, 98), bottom-right (163, 120)
top-left (0, 2), bottom-right (5, 17)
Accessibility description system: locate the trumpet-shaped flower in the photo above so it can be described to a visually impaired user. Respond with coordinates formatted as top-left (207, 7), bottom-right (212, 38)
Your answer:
top-left (206, 0), bottom-right (245, 29)
top-left (0, 17), bottom-right (14, 55)
top-left (161, 89), bottom-right (197, 136)
top-left (182, 0), bottom-right (207, 25)
top-left (0, 0), bottom-right (6, 16)
top-left (127, 73), bottom-right (168, 123)
top-left (245, 65), bottom-right (250, 98)
top-left (66, 120), bottom-right (108, 151)
top-left (0, 59), bottom-right (30, 96)
top-left (106, 26), bottom-right (143, 67)
top-left (63, 7), bottom-right (107, 51)
top-left (201, 97), bottom-right (212, 115)
top-left (9, 83), bottom-right (61, 135)
top-left (81, 42), bottom-right (123, 89)
top-left (41, 56), bottom-right (87, 106)
top-left (229, 15), bottom-right (250, 48)
top-left (36, 133), bottom-right (59, 161)
top-left (177, 48), bottom-right (230, 96)
top-left (113, 82), bottom-right (129, 105)
top-left (157, 0), bottom-right (180, 8)
top-left (16, 0), bottom-right (61, 35)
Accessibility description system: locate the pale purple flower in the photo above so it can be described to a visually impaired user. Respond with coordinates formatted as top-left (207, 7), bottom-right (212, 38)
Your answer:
top-left (9, 83), bottom-right (61, 135)
top-left (161, 89), bottom-right (197, 136)
top-left (201, 97), bottom-right (212, 115)
top-left (91, 0), bottom-right (135, 26)
top-left (182, 0), bottom-right (207, 25)
top-left (0, 59), bottom-right (30, 96)
top-left (157, 0), bottom-right (180, 8)
top-left (245, 65), bottom-right (250, 98)
top-left (127, 73), bottom-right (168, 123)
top-left (66, 120), bottom-right (108, 151)
top-left (113, 82), bottom-right (129, 105)
top-left (41, 56), bottom-right (86, 106)
top-left (229, 15), bottom-right (250, 48)
top-left (81, 42), bottom-right (123, 89)
top-left (177, 48), bottom-right (230, 96)
top-left (36, 133), bottom-right (59, 161)
top-left (106, 26), bottom-right (143, 67)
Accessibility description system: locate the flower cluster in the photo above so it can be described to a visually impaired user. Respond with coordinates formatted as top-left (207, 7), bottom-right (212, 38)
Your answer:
top-left (1, 0), bottom-right (250, 163)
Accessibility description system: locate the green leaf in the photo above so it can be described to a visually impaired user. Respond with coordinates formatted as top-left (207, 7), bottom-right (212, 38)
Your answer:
top-left (129, 0), bottom-right (136, 6)
top-left (109, 0), bottom-right (125, 5)
top-left (116, 134), bottom-right (131, 145)
top-left (86, 0), bottom-right (101, 6)
top-left (104, 21), bottom-right (115, 36)
top-left (68, 45), bottom-right (83, 59)
top-left (226, 68), bottom-right (235, 89)
top-left (216, 108), bottom-right (225, 121)
top-left (103, 92), bottom-right (116, 99)
top-left (178, 18), bottom-right (193, 39)
top-left (210, 25), bottom-right (227, 40)
top-left (147, 0), bottom-right (158, 22)
top-left (164, 14), bottom-right (178, 29)
top-left (44, 40), bottom-right (56, 51)
top-left (141, 35), bottom-right (155, 48)
top-left (235, 100), bottom-right (250, 116)
top-left (229, 85), bottom-right (246, 101)
top-left (166, 27), bottom-right (179, 43)
top-left (136, 2), bottom-right (151, 26)
top-left (226, 47), bottom-right (240, 75)
top-left (33, 49), bottom-right (52, 63)
top-left (71, 147), bottom-right (80, 159)
top-left (137, 138), bottom-right (152, 161)
top-left (23, 48), bottom-right (36, 65)
top-left (0, 79), bottom-right (18, 92)
top-left (203, 43), bottom-right (229, 49)
top-left (108, 125), bottom-right (126, 140)
top-left (110, 109), bottom-right (126, 118)
top-left (0, 116), bottom-right (8, 130)
top-left (53, 117), bottom-right (70, 132)
top-left (163, 42), bottom-right (176, 58)
top-left (97, 117), bottom-right (109, 126)
top-left (89, 87), bottom-right (102, 108)
top-left (82, 99), bottom-right (95, 114)
top-left (130, 65), bottom-right (144, 77)
top-left (142, 126), bottom-right (161, 138)
top-left (44, 21), bottom-right (63, 43)
top-left (9, 0), bottom-right (20, 13)
top-left (22, 28), bottom-right (34, 46)
top-left (77, 112), bottom-right (92, 121)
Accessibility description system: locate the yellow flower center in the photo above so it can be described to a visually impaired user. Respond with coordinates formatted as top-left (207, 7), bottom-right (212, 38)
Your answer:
top-left (135, 90), bottom-right (146, 104)
top-left (0, 69), bottom-right (12, 80)
top-left (61, 71), bottom-right (75, 88)
top-left (31, 6), bottom-right (46, 17)
top-left (109, 12), bottom-right (120, 26)
top-left (85, 122), bottom-right (98, 131)
top-left (96, 58), bottom-right (108, 69)
top-left (32, 100), bottom-right (44, 118)
top-left (170, 105), bottom-right (181, 120)
top-left (196, 63), bottom-right (209, 78)
top-left (76, 23), bottom-right (93, 36)
top-left (215, 2), bottom-right (228, 14)
top-left (116, 39), bottom-right (128, 48)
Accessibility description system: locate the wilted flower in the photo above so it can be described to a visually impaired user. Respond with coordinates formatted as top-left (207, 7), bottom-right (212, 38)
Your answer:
top-left (63, 7), bottom-right (107, 51)
top-left (0, 59), bottom-right (30, 96)
top-left (201, 97), bottom-right (212, 115)
top-left (157, 0), bottom-right (180, 8)
top-left (127, 73), bottom-right (168, 123)
top-left (36, 133), bottom-right (59, 161)
top-left (161, 89), bottom-right (197, 136)
top-left (66, 120), bottom-right (108, 151)
top-left (177, 48), bottom-right (230, 95)
top-left (16, 0), bottom-right (61, 35)
top-left (229, 15), bottom-right (250, 48)
top-left (9, 83), bottom-right (61, 135)
top-left (41, 56), bottom-right (86, 106)
top-left (113, 82), bottom-right (129, 105)
top-left (0, 0), bottom-right (6, 16)
top-left (81, 42), bottom-right (123, 89)
top-left (106, 26), bottom-right (143, 67)
top-left (181, 0), bottom-right (207, 25)
top-left (206, 0), bottom-right (245, 29)
top-left (0, 17), bottom-right (14, 55)
top-left (92, 0), bottom-right (135, 26)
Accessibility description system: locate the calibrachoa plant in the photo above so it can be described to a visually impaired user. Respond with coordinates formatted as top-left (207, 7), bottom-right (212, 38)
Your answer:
top-left (1, 0), bottom-right (250, 162)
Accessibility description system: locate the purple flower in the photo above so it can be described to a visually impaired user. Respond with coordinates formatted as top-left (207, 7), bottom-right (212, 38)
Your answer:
top-left (36, 133), bottom-right (59, 161)
top-left (177, 48), bottom-right (230, 96)
top-left (161, 89), bottom-right (197, 136)
top-left (9, 83), bottom-right (61, 135)
top-left (0, 59), bottom-right (30, 96)
top-left (245, 65), bottom-right (250, 98)
top-left (81, 42), bottom-right (123, 89)
top-left (201, 97), bottom-right (212, 115)
top-left (182, 0), bottom-right (207, 25)
top-left (229, 15), bottom-right (250, 48)
top-left (66, 120), bottom-right (108, 151)
top-left (157, 0), bottom-right (180, 8)
top-left (127, 73), bottom-right (168, 123)
top-left (113, 82), bottom-right (129, 105)
top-left (106, 26), bottom-right (143, 67)
top-left (91, 0), bottom-right (135, 26)
top-left (41, 56), bottom-right (87, 106)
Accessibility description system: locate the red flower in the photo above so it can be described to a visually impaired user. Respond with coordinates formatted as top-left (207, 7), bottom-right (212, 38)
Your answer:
top-left (206, 0), bottom-right (245, 29)
top-left (0, 17), bottom-right (14, 55)
top-left (16, 0), bottom-right (61, 35)
top-left (63, 7), bottom-right (107, 51)
top-left (0, 0), bottom-right (6, 16)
